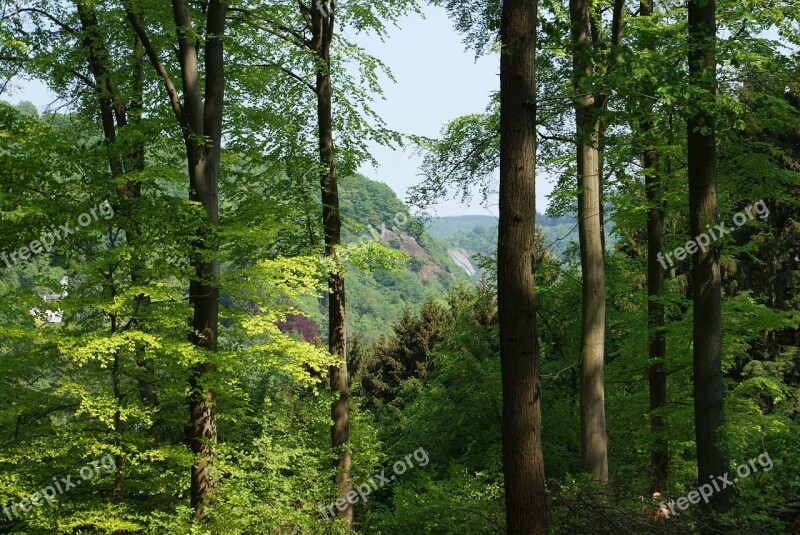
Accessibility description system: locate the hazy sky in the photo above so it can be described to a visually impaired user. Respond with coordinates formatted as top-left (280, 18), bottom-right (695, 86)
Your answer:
top-left (349, 6), bottom-right (553, 216)
top-left (347, 6), bottom-right (503, 218)
top-left (2, 5), bottom-right (555, 217)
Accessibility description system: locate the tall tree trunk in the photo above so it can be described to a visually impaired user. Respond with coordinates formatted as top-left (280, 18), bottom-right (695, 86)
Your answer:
top-left (687, 0), bottom-right (731, 512)
top-left (127, 33), bottom-right (162, 441)
top-left (640, 0), bottom-right (669, 495)
top-left (75, 3), bottom-right (136, 511)
top-left (644, 107), bottom-right (669, 494)
top-left (185, 0), bottom-right (226, 518)
top-left (125, 1), bottom-right (226, 517)
top-left (497, 0), bottom-right (549, 532)
top-left (570, 0), bottom-right (609, 483)
top-left (77, 5), bottom-right (158, 433)
top-left (112, 314), bottom-right (123, 506)
top-left (310, 3), bottom-right (353, 524)
top-left (75, 0), bottom-right (124, 173)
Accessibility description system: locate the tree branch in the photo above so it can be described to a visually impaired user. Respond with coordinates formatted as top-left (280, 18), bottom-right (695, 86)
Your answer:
top-left (4, 7), bottom-right (79, 35)
top-left (172, 0), bottom-right (203, 136)
top-left (538, 129), bottom-right (575, 144)
top-left (227, 14), bottom-right (306, 48)
top-left (297, 0), bottom-right (313, 30)
top-left (226, 7), bottom-right (307, 45)
top-left (247, 63), bottom-right (315, 93)
top-left (123, 5), bottom-right (187, 130)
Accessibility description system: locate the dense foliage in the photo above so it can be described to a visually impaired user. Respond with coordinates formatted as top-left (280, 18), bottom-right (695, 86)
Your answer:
top-left (0, 0), bottom-right (798, 533)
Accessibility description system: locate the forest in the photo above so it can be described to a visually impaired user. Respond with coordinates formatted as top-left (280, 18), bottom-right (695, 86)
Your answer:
top-left (0, 0), bottom-right (798, 533)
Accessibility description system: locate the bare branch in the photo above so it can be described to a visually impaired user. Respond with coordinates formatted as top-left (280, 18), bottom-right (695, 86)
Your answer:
top-left (297, 0), bottom-right (313, 30)
top-left (538, 129), bottom-right (575, 144)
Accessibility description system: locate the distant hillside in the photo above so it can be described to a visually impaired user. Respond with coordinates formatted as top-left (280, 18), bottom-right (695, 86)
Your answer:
top-left (303, 176), bottom-right (607, 341)
top-left (426, 214), bottom-right (580, 258)
top-left (424, 215), bottom-right (499, 240)
top-left (305, 175), bottom-right (471, 342)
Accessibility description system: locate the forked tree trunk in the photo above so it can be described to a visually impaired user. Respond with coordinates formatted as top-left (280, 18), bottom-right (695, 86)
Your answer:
top-left (310, 2), bottom-right (353, 524)
top-left (687, 0), bottom-right (731, 512)
top-left (497, 0), bottom-right (549, 532)
top-left (127, 0), bottom-right (226, 518)
top-left (640, 0), bottom-right (669, 495)
top-left (184, 1), bottom-right (226, 518)
top-left (570, 0), bottom-right (609, 483)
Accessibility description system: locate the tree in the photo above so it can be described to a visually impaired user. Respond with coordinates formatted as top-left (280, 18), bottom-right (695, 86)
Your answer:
top-left (687, 0), bottom-right (731, 512)
top-left (306, 0), bottom-right (354, 523)
top-left (568, 0), bottom-right (616, 484)
top-left (497, 0), bottom-right (549, 532)
top-left (124, 1), bottom-right (227, 518)
top-left (639, 0), bottom-right (669, 494)
top-left (228, 2), bottom-right (417, 520)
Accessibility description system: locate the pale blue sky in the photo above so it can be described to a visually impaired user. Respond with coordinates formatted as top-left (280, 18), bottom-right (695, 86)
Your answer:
top-left (351, 5), bottom-right (552, 216)
top-left (347, 6), bottom-right (503, 217)
top-left (3, 5), bottom-right (555, 216)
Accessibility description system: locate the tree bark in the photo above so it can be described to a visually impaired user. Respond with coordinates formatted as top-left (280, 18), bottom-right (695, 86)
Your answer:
top-left (644, 106), bottom-right (669, 495)
top-left (570, 0), bottom-right (609, 483)
top-left (112, 316), bottom-right (123, 506)
top-left (687, 0), bottom-right (731, 512)
top-left (181, 0), bottom-right (226, 519)
top-left (497, 0), bottom-right (549, 532)
top-left (75, 3), bottom-right (152, 511)
top-left (310, 3), bottom-right (353, 524)
top-left (639, 0), bottom-right (669, 495)
top-left (75, 0), bottom-right (124, 173)
top-left (77, 5), bottom-right (157, 432)
top-left (127, 0), bottom-right (226, 518)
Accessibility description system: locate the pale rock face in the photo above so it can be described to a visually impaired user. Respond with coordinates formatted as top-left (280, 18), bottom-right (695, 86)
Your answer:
top-left (448, 248), bottom-right (477, 276)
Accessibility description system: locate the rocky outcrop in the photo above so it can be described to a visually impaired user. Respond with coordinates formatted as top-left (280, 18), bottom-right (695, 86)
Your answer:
top-left (448, 248), bottom-right (477, 277)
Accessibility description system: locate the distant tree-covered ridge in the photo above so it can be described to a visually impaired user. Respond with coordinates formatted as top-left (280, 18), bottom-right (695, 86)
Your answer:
top-left (426, 214), bottom-right (579, 257)
top-left (301, 173), bottom-right (471, 343)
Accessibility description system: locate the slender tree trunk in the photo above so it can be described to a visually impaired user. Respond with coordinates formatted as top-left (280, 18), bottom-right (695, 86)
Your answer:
top-left (77, 5), bottom-right (158, 435)
top-left (570, 0), bottom-right (609, 483)
top-left (124, 31), bottom-right (162, 439)
top-left (639, 0), bottom-right (669, 495)
top-left (311, 4), bottom-right (353, 524)
top-left (644, 112), bottom-right (669, 494)
top-left (75, 4), bottom-right (133, 512)
top-left (75, 1), bottom-right (123, 173)
top-left (497, 0), bottom-right (548, 532)
top-left (687, 0), bottom-right (731, 512)
top-left (644, 115), bottom-right (669, 494)
top-left (592, 0), bottom-right (623, 255)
